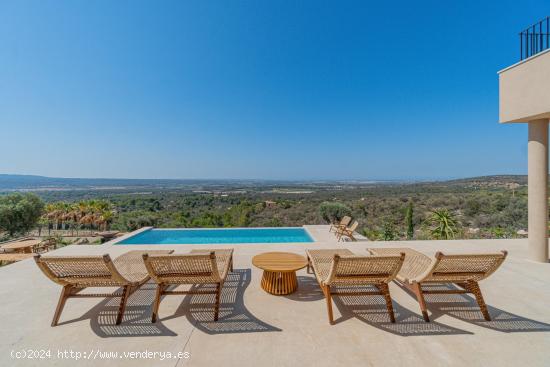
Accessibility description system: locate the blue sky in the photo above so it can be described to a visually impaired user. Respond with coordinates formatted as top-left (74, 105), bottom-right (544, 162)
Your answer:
top-left (0, 1), bottom-right (547, 180)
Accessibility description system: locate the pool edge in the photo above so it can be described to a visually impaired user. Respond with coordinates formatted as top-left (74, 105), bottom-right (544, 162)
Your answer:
top-left (108, 226), bottom-right (318, 246)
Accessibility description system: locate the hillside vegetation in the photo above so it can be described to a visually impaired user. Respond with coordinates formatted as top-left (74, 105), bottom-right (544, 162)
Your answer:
top-left (0, 175), bottom-right (529, 241)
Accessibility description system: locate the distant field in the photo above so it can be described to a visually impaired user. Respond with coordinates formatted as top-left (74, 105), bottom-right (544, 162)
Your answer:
top-left (0, 173), bottom-right (527, 193)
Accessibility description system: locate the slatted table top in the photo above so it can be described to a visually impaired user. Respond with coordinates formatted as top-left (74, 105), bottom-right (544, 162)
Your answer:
top-left (0, 253), bottom-right (35, 262)
top-left (1, 239), bottom-right (42, 250)
top-left (252, 252), bottom-right (307, 272)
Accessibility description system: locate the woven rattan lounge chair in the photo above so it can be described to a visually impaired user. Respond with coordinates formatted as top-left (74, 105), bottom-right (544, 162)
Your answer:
top-left (368, 247), bottom-right (507, 322)
top-left (306, 249), bottom-right (405, 324)
top-left (335, 221), bottom-right (359, 242)
top-left (142, 249), bottom-right (234, 322)
top-left (329, 216), bottom-right (351, 233)
top-left (34, 250), bottom-right (173, 326)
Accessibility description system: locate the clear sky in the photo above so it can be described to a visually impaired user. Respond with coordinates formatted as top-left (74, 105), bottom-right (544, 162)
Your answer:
top-left (0, 1), bottom-right (547, 180)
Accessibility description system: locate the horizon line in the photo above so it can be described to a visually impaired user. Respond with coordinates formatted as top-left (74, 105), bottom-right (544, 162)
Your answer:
top-left (0, 172), bottom-right (528, 183)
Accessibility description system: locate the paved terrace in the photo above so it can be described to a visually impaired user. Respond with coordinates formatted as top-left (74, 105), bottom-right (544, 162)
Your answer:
top-left (1, 225), bottom-right (549, 366)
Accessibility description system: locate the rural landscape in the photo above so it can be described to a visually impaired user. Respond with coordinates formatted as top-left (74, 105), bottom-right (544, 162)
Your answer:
top-left (0, 174), bottom-right (529, 243)
top-left (3, 3), bottom-right (550, 365)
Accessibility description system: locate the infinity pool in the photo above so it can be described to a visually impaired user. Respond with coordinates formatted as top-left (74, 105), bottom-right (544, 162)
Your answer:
top-left (117, 228), bottom-right (314, 245)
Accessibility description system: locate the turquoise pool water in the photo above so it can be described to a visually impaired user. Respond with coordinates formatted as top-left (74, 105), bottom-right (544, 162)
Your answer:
top-left (117, 228), bottom-right (314, 245)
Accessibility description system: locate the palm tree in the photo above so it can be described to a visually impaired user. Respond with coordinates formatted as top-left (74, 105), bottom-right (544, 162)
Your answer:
top-left (43, 199), bottom-right (116, 236)
top-left (62, 204), bottom-right (79, 235)
top-left (44, 202), bottom-right (69, 233)
top-left (75, 200), bottom-right (115, 234)
top-left (58, 202), bottom-right (72, 231)
top-left (96, 210), bottom-right (114, 231)
top-left (43, 203), bottom-right (57, 235)
top-left (426, 209), bottom-right (458, 240)
top-left (97, 201), bottom-right (115, 231)
top-left (80, 213), bottom-right (96, 234)
top-left (75, 201), bottom-right (91, 235)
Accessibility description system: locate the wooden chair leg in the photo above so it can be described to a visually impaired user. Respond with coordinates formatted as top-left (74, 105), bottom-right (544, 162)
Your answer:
top-left (411, 282), bottom-right (430, 322)
top-left (151, 284), bottom-right (165, 323)
top-left (466, 281), bottom-right (491, 321)
top-left (380, 283), bottom-right (396, 323)
top-left (324, 285), bottom-right (334, 325)
top-left (214, 283), bottom-right (222, 321)
top-left (51, 285), bottom-right (73, 327)
top-left (116, 285), bottom-right (130, 325)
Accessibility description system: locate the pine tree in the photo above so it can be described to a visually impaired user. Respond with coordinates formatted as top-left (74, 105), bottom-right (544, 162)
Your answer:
top-left (405, 201), bottom-right (414, 240)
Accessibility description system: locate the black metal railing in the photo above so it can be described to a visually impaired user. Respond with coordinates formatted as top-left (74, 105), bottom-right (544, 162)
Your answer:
top-left (519, 17), bottom-right (550, 60)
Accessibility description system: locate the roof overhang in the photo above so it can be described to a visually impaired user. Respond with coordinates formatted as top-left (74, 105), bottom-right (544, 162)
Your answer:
top-left (498, 48), bottom-right (550, 123)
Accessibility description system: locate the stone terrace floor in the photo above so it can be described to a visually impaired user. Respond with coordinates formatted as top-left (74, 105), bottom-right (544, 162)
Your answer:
top-left (1, 225), bottom-right (549, 366)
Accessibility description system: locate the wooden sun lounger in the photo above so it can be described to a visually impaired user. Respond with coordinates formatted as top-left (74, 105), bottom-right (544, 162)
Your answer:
top-left (34, 250), bottom-right (173, 326)
top-left (368, 247), bottom-right (507, 322)
top-left (306, 249), bottom-right (405, 324)
top-left (335, 221), bottom-right (359, 242)
top-left (142, 249), bottom-right (234, 322)
top-left (329, 216), bottom-right (351, 233)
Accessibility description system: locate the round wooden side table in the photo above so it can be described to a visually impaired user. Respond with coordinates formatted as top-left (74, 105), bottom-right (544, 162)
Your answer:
top-left (252, 252), bottom-right (308, 295)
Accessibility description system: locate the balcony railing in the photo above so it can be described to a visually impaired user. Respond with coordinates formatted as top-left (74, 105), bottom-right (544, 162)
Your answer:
top-left (519, 17), bottom-right (550, 60)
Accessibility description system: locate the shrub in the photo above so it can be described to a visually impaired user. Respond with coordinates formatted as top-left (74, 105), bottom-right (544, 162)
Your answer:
top-left (362, 227), bottom-right (380, 241)
top-left (112, 211), bottom-right (159, 231)
top-left (0, 193), bottom-right (44, 237)
top-left (319, 202), bottom-right (352, 224)
top-left (191, 212), bottom-right (224, 228)
top-left (425, 209), bottom-right (459, 240)
top-left (382, 221), bottom-right (398, 241)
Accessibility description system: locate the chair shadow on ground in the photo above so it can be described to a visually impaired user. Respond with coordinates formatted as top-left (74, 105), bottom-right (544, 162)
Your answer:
top-left (284, 276), bottom-right (325, 302)
top-left (59, 268), bottom-right (280, 337)
top-left (56, 282), bottom-right (179, 337)
top-left (287, 276), bottom-right (471, 336)
top-left (402, 283), bottom-right (550, 333)
top-left (160, 268), bottom-right (281, 335)
top-left (329, 285), bottom-right (472, 336)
